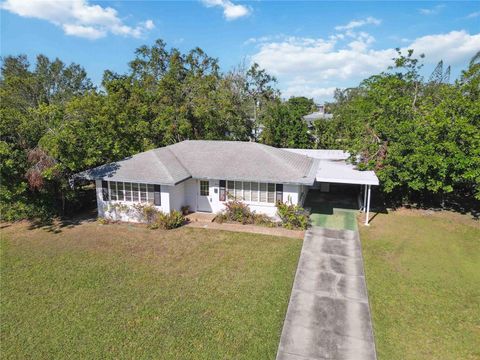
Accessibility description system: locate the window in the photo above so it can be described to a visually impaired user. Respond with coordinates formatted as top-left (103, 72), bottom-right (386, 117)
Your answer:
top-left (267, 183), bottom-right (275, 203)
top-left (139, 183), bottom-right (147, 202)
top-left (106, 181), bottom-right (160, 205)
top-left (251, 182), bottom-right (259, 201)
top-left (276, 184), bottom-right (283, 203)
top-left (154, 185), bottom-right (161, 205)
top-left (227, 181), bottom-right (234, 199)
top-left (200, 180), bottom-right (209, 196)
top-left (110, 181), bottom-right (118, 201)
top-left (147, 184), bottom-right (155, 204)
top-left (219, 180), bottom-right (226, 201)
top-left (259, 183), bottom-right (267, 202)
top-left (217, 181), bottom-right (280, 204)
top-left (234, 181), bottom-right (243, 200)
top-left (243, 182), bottom-right (251, 201)
top-left (117, 182), bottom-right (125, 201)
top-left (124, 182), bottom-right (132, 202)
top-left (132, 183), bottom-right (139, 202)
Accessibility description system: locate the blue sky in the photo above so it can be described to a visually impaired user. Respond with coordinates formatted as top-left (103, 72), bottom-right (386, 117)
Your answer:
top-left (1, 1), bottom-right (479, 101)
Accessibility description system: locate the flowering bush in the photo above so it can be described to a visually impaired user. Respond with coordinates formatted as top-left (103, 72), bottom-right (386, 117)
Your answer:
top-left (215, 199), bottom-right (275, 226)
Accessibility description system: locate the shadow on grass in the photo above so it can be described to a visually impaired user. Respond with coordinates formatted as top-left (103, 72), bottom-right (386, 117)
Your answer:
top-left (27, 209), bottom-right (97, 234)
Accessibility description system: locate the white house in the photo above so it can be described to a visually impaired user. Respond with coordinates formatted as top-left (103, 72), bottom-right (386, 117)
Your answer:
top-left (76, 140), bottom-right (379, 224)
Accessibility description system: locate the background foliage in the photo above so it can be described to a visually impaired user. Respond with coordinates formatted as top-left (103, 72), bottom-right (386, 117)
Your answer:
top-left (1, 40), bottom-right (478, 220)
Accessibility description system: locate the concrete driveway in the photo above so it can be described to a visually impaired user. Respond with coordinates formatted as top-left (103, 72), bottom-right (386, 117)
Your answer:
top-left (276, 226), bottom-right (376, 360)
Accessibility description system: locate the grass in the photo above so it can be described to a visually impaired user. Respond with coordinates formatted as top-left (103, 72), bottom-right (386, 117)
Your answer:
top-left (305, 190), bottom-right (358, 231)
top-left (0, 220), bottom-right (302, 359)
top-left (309, 206), bottom-right (357, 231)
top-left (360, 209), bottom-right (480, 360)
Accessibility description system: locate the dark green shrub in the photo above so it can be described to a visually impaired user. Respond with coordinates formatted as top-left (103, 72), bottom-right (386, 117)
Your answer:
top-left (276, 202), bottom-right (310, 230)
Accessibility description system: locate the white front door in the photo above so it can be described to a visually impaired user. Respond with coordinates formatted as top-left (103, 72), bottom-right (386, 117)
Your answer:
top-left (197, 180), bottom-right (212, 212)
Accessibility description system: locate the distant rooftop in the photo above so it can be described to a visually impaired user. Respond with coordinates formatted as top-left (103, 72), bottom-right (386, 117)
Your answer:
top-left (303, 104), bottom-right (333, 126)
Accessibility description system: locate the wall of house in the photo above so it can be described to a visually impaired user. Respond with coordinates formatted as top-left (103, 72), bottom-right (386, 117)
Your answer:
top-left (95, 180), bottom-right (170, 222)
top-left (168, 181), bottom-right (185, 212)
top-left (176, 179), bottom-right (304, 219)
top-left (183, 178), bottom-right (197, 211)
top-left (95, 179), bottom-right (307, 223)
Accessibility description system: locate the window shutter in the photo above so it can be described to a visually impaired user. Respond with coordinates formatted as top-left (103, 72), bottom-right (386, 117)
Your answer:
top-left (276, 184), bottom-right (283, 203)
top-left (219, 180), bottom-right (226, 201)
top-left (154, 185), bottom-right (161, 206)
top-left (102, 181), bottom-right (109, 201)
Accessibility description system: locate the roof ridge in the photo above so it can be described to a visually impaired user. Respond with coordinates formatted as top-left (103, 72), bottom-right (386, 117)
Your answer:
top-left (152, 147), bottom-right (191, 183)
top-left (151, 149), bottom-right (175, 183)
top-left (163, 145), bottom-right (192, 176)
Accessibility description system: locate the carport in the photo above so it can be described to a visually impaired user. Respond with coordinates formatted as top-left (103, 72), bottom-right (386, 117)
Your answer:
top-left (285, 149), bottom-right (379, 225)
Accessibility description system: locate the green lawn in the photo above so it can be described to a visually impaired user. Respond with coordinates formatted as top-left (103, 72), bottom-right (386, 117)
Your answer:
top-left (309, 206), bottom-right (357, 231)
top-left (0, 221), bottom-right (301, 359)
top-left (360, 210), bottom-right (480, 360)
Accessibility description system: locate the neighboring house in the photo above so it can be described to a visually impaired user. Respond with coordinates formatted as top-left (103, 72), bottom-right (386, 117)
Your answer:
top-left (76, 140), bottom-right (379, 224)
top-left (303, 104), bottom-right (333, 128)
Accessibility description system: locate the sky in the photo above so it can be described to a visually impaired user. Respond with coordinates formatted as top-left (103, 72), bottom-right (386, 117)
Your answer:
top-left (1, 0), bottom-right (479, 102)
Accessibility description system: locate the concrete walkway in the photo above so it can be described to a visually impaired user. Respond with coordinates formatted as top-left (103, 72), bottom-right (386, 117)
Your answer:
top-left (276, 226), bottom-right (376, 360)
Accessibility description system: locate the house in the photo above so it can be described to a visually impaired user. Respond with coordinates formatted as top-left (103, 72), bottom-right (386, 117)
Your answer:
top-left (303, 104), bottom-right (333, 128)
top-left (76, 140), bottom-right (379, 224)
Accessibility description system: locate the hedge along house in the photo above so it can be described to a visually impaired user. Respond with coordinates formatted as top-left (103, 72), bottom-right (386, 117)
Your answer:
top-left (76, 140), bottom-right (379, 224)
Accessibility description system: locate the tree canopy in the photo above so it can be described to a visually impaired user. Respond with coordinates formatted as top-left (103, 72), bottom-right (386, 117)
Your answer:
top-left (1, 41), bottom-right (478, 220)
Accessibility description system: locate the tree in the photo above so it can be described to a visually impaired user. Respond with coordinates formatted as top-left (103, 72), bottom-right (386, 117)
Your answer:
top-left (330, 49), bottom-right (480, 204)
top-left (260, 100), bottom-right (311, 148)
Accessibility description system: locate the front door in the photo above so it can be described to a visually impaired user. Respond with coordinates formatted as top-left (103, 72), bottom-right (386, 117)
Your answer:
top-left (197, 180), bottom-right (212, 212)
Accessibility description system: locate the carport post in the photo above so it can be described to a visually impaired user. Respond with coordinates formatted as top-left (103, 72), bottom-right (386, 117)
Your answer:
top-left (363, 184), bottom-right (367, 212)
top-left (365, 185), bottom-right (371, 226)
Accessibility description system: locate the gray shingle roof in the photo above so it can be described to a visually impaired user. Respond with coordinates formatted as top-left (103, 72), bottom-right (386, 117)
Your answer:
top-left (76, 147), bottom-right (190, 185)
top-left (77, 140), bottom-right (318, 186)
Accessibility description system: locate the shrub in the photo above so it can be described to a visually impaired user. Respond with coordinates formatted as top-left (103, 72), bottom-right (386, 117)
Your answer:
top-left (132, 203), bottom-right (158, 224)
top-left (97, 217), bottom-right (111, 225)
top-left (276, 202), bottom-right (310, 230)
top-left (253, 213), bottom-right (276, 227)
top-left (224, 199), bottom-right (254, 224)
top-left (215, 199), bottom-right (275, 226)
top-left (152, 210), bottom-right (185, 230)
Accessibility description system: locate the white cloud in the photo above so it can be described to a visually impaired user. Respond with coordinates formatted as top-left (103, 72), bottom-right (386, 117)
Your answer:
top-left (250, 30), bottom-right (480, 101)
top-left (334, 16), bottom-right (381, 31)
top-left (466, 11), bottom-right (480, 19)
top-left (407, 31), bottom-right (480, 64)
top-left (1, 0), bottom-right (155, 39)
top-left (202, 0), bottom-right (250, 20)
top-left (419, 4), bottom-right (445, 15)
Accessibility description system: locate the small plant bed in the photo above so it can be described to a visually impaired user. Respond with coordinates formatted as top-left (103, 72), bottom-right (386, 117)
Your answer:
top-left (102, 203), bottom-right (186, 230)
top-left (213, 199), bottom-right (310, 230)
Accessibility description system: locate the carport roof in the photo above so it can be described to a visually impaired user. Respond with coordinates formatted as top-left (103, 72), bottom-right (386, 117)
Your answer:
top-left (284, 149), bottom-right (379, 186)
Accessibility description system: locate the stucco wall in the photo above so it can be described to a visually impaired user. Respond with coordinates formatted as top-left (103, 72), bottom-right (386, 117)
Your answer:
top-left (188, 179), bottom-right (303, 218)
top-left (95, 179), bottom-right (306, 223)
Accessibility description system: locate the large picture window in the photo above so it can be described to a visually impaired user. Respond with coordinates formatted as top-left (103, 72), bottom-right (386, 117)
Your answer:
top-left (107, 181), bottom-right (160, 205)
top-left (221, 181), bottom-right (281, 204)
